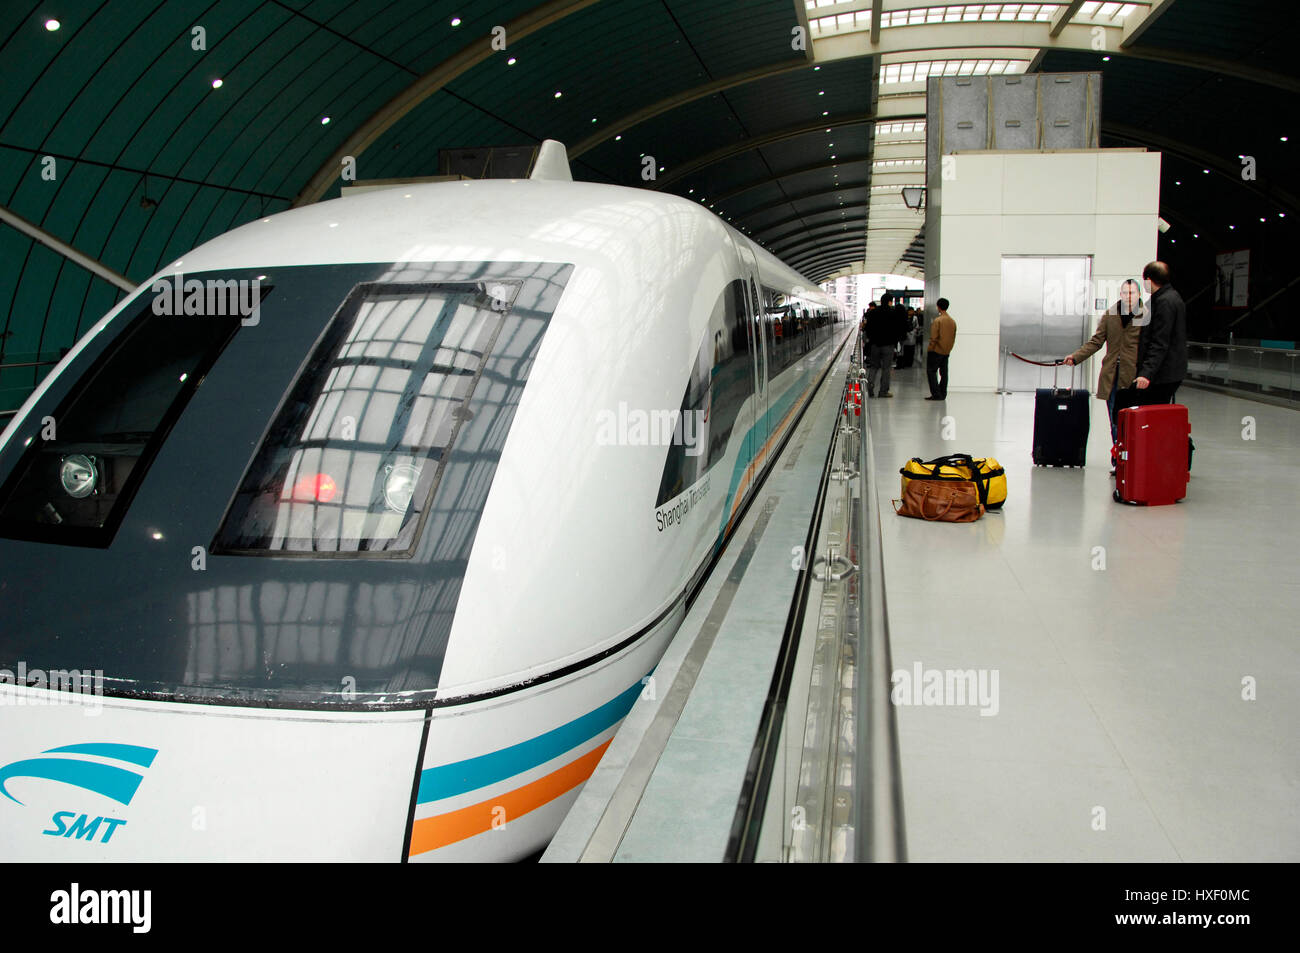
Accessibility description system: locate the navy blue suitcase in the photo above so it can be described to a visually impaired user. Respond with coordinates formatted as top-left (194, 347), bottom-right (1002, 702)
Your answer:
top-left (1032, 363), bottom-right (1089, 467)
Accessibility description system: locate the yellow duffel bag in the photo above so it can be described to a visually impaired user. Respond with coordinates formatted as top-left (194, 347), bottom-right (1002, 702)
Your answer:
top-left (900, 454), bottom-right (1006, 510)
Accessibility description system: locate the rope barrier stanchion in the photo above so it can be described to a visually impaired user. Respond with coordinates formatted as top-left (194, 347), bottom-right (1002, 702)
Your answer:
top-left (1009, 352), bottom-right (1064, 367)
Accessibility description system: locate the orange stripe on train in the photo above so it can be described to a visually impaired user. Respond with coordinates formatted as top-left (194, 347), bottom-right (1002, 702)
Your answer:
top-left (408, 740), bottom-right (612, 856)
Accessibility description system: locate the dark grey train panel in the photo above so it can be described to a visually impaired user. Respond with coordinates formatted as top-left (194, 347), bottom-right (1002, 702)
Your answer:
top-left (0, 261), bottom-right (571, 708)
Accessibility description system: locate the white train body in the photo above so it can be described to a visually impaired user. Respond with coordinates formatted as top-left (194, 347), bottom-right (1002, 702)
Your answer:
top-left (0, 171), bottom-right (847, 861)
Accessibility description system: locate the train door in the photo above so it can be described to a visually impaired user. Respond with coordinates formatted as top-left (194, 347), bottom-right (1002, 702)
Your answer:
top-left (737, 246), bottom-right (768, 456)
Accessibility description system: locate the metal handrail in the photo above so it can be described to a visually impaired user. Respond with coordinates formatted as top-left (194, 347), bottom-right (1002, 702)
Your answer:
top-left (0, 360), bottom-right (60, 370)
top-left (852, 344), bottom-right (907, 862)
top-left (1188, 340), bottom-right (1299, 357)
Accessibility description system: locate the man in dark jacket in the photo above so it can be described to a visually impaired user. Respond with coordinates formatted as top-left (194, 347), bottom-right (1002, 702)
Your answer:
top-left (864, 294), bottom-right (907, 397)
top-left (1131, 261), bottom-right (1187, 405)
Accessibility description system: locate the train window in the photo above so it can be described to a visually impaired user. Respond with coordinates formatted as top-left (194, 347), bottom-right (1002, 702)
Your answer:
top-left (0, 300), bottom-right (244, 546)
top-left (213, 281), bottom-right (514, 555)
top-left (655, 279), bottom-right (753, 506)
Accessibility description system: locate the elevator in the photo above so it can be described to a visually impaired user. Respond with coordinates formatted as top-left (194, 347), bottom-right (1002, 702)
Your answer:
top-left (998, 256), bottom-right (1093, 393)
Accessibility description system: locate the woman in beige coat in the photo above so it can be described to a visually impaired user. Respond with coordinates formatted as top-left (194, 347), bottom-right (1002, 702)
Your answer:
top-left (1064, 278), bottom-right (1143, 454)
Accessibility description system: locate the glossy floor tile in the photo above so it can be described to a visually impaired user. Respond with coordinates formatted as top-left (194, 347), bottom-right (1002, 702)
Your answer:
top-left (870, 366), bottom-right (1300, 862)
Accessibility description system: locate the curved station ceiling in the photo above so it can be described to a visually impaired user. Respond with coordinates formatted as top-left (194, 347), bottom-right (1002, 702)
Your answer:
top-left (1, 0), bottom-right (1296, 397)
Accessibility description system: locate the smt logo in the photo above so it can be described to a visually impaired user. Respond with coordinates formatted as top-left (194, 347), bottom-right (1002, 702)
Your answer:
top-left (0, 742), bottom-right (157, 845)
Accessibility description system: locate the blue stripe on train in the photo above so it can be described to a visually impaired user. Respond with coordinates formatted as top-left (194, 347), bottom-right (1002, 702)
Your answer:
top-left (416, 681), bottom-right (643, 804)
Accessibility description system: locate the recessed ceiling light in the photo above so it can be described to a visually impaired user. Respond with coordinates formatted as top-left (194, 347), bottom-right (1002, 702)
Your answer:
top-left (211, 78), bottom-right (222, 89)
top-left (614, 135), bottom-right (621, 141)
top-left (1280, 136), bottom-right (1288, 142)
top-left (554, 91), bottom-right (562, 98)
top-left (507, 57), bottom-right (517, 65)
top-left (818, 91), bottom-right (825, 96)
top-left (1203, 169), bottom-right (1209, 173)
top-left (1175, 180), bottom-right (1181, 185)
top-left (321, 116), bottom-right (330, 124)
top-left (1229, 224), bottom-right (1235, 229)
top-left (1102, 56), bottom-right (1110, 61)
top-left (591, 117), bottom-right (597, 123)
top-left (1260, 217), bottom-right (1266, 222)
top-left (822, 111), bottom-right (829, 116)
top-left (45, 18), bottom-right (59, 31)
top-left (451, 17), bottom-right (461, 26)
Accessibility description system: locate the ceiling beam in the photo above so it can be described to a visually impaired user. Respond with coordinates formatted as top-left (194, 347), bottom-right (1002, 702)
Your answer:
top-left (787, 239), bottom-right (868, 269)
top-left (768, 219), bottom-right (869, 254)
top-left (567, 60), bottom-right (809, 158)
top-left (0, 203), bottom-right (136, 292)
top-left (1121, 0), bottom-right (1178, 48)
top-left (652, 114), bottom-right (876, 189)
top-left (787, 244), bottom-right (867, 270)
top-left (1049, 1), bottom-right (1086, 38)
top-left (293, 0), bottom-right (602, 206)
top-left (813, 22), bottom-right (1299, 94)
top-left (720, 183), bottom-right (871, 222)
top-left (750, 199), bottom-right (871, 239)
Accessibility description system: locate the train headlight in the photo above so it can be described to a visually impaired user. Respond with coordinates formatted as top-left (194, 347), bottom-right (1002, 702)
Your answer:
top-left (384, 464), bottom-right (421, 513)
top-left (60, 454), bottom-right (98, 498)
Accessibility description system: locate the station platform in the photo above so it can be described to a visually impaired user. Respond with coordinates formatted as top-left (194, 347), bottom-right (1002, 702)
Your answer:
top-left (873, 365), bottom-right (1298, 861)
top-left (545, 352), bottom-right (1300, 863)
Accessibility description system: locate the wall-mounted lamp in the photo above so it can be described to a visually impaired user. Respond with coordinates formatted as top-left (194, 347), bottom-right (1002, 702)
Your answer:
top-left (901, 186), bottom-right (926, 210)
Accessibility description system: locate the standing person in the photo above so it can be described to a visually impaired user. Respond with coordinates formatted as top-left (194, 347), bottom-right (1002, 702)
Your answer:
top-left (897, 309), bottom-right (919, 368)
top-left (1130, 261), bottom-right (1188, 406)
top-left (865, 294), bottom-right (902, 397)
top-left (1064, 278), bottom-right (1143, 451)
top-left (925, 298), bottom-right (957, 400)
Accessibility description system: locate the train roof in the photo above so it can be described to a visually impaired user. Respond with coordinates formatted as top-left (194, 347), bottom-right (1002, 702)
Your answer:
top-left (151, 177), bottom-right (827, 297)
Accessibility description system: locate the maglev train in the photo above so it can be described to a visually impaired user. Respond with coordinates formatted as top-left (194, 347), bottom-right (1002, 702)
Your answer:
top-left (0, 141), bottom-right (849, 861)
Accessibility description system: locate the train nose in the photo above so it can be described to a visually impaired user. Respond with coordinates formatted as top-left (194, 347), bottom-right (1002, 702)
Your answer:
top-left (0, 683), bottom-right (424, 860)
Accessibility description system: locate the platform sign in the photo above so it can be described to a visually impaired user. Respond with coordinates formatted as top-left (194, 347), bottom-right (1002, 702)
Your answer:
top-left (1214, 249), bottom-right (1249, 308)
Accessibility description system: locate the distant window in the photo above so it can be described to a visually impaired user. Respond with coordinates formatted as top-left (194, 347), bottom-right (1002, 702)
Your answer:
top-left (213, 281), bottom-right (514, 555)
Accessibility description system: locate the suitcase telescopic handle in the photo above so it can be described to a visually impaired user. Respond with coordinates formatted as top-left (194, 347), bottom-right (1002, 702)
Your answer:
top-left (1052, 358), bottom-right (1074, 393)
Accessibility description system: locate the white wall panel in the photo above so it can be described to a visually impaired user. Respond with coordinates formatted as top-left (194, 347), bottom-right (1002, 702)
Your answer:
top-left (1002, 154), bottom-right (1098, 215)
top-left (1096, 151), bottom-right (1161, 215)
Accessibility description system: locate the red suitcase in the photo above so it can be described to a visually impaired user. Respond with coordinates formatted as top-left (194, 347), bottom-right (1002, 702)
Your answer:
top-left (1113, 404), bottom-right (1190, 505)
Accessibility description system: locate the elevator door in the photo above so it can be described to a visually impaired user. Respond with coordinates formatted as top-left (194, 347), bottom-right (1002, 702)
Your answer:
top-left (999, 256), bottom-right (1092, 392)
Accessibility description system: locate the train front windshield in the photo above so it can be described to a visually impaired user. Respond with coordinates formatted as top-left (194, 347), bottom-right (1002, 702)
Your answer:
top-left (214, 281), bottom-right (516, 555)
top-left (0, 262), bottom-right (570, 705)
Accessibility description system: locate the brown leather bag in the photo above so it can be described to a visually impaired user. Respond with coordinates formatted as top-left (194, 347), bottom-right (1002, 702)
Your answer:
top-left (892, 478), bottom-right (984, 522)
